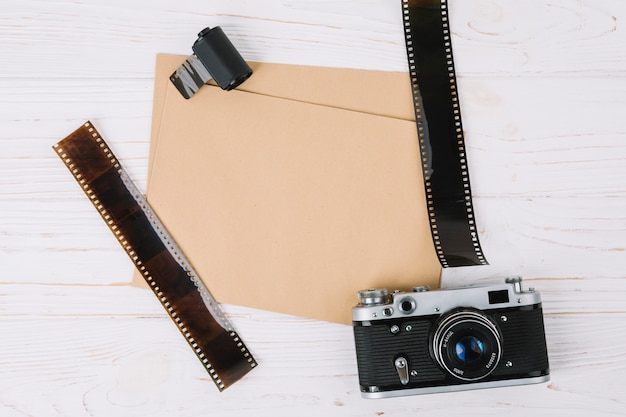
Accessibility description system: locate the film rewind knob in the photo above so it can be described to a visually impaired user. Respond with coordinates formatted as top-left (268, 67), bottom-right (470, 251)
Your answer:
top-left (357, 289), bottom-right (389, 306)
top-left (170, 26), bottom-right (253, 99)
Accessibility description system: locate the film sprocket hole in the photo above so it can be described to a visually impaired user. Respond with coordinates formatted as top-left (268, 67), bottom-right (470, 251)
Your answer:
top-left (352, 277), bottom-right (549, 398)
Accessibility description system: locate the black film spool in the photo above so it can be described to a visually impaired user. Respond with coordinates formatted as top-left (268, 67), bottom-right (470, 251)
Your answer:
top-left (170, 26), bottom-right (253, 99)
top-left (192, 27), bottom-right (253, 91)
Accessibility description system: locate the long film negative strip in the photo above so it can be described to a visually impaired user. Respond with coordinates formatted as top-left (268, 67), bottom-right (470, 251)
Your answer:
top-left (402, 0), bottom-right (488, 267)
top-left (53, 122), bottom-right (257, 391)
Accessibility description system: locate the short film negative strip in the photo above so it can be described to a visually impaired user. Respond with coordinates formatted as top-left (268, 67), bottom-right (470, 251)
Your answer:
top-left (53, 122), bottom-right (257, 391)
top-left (402, 0), bottom-right (488, 267)
top-left (171, 26), bottom-right (253, 99)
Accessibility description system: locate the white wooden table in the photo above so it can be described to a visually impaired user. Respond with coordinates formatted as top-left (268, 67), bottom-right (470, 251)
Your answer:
top-left (1, 1), bottom-right (625, 415)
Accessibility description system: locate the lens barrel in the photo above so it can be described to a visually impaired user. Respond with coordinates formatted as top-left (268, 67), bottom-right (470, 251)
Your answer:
top-left (432, 309), bottom-right (502, 381)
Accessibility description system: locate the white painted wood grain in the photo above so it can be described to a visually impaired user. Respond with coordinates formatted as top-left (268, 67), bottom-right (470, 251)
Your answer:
top-left (0, 305), bottom-right (624, 417)
top-left (1, 0), bottom-right (626, 415)
top-left (1, 0), bottom-right (625, 76)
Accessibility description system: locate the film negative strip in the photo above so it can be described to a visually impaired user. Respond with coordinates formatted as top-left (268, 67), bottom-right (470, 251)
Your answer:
top-left (171, 54), bottom-right (213, 99)
top-left (402, 0), bottom-right (488, 267)
top-left (53, 122), bottom-right (257, 391)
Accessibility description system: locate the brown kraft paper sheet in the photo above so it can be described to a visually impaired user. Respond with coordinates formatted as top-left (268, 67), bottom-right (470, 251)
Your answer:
top-left (133, 54), bottom-right (441, 325)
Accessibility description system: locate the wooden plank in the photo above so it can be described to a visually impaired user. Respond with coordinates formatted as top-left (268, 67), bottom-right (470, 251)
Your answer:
top-left (1, 193), bottom-right (624, 283)
top-left (0, 270), bottom-right (623, 316)
top-left (2, 75), bottom-right (624, 197)
top-left (0, 0), bottom-right (625, 77)
top-left (0, 312), bottom-right (623, 416)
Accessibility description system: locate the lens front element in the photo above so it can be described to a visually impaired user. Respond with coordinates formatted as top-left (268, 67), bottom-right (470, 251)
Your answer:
top-left (432, 309), bottom-right (502, 381)
top-left (455, 335), bottom-right (485, 364)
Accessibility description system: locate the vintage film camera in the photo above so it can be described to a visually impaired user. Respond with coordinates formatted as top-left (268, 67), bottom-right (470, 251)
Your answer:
top-left (352, 277), bottom-right (549, 398)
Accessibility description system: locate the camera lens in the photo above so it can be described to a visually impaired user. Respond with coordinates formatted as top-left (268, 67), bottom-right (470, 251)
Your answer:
top-left (455, 335), bottom-right (484, 364)
top-left (432, 309), bottom-right (502, 381)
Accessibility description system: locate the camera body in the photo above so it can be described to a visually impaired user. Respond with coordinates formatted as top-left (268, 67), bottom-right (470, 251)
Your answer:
top-left (352, 277), bottom-right (549, 398)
